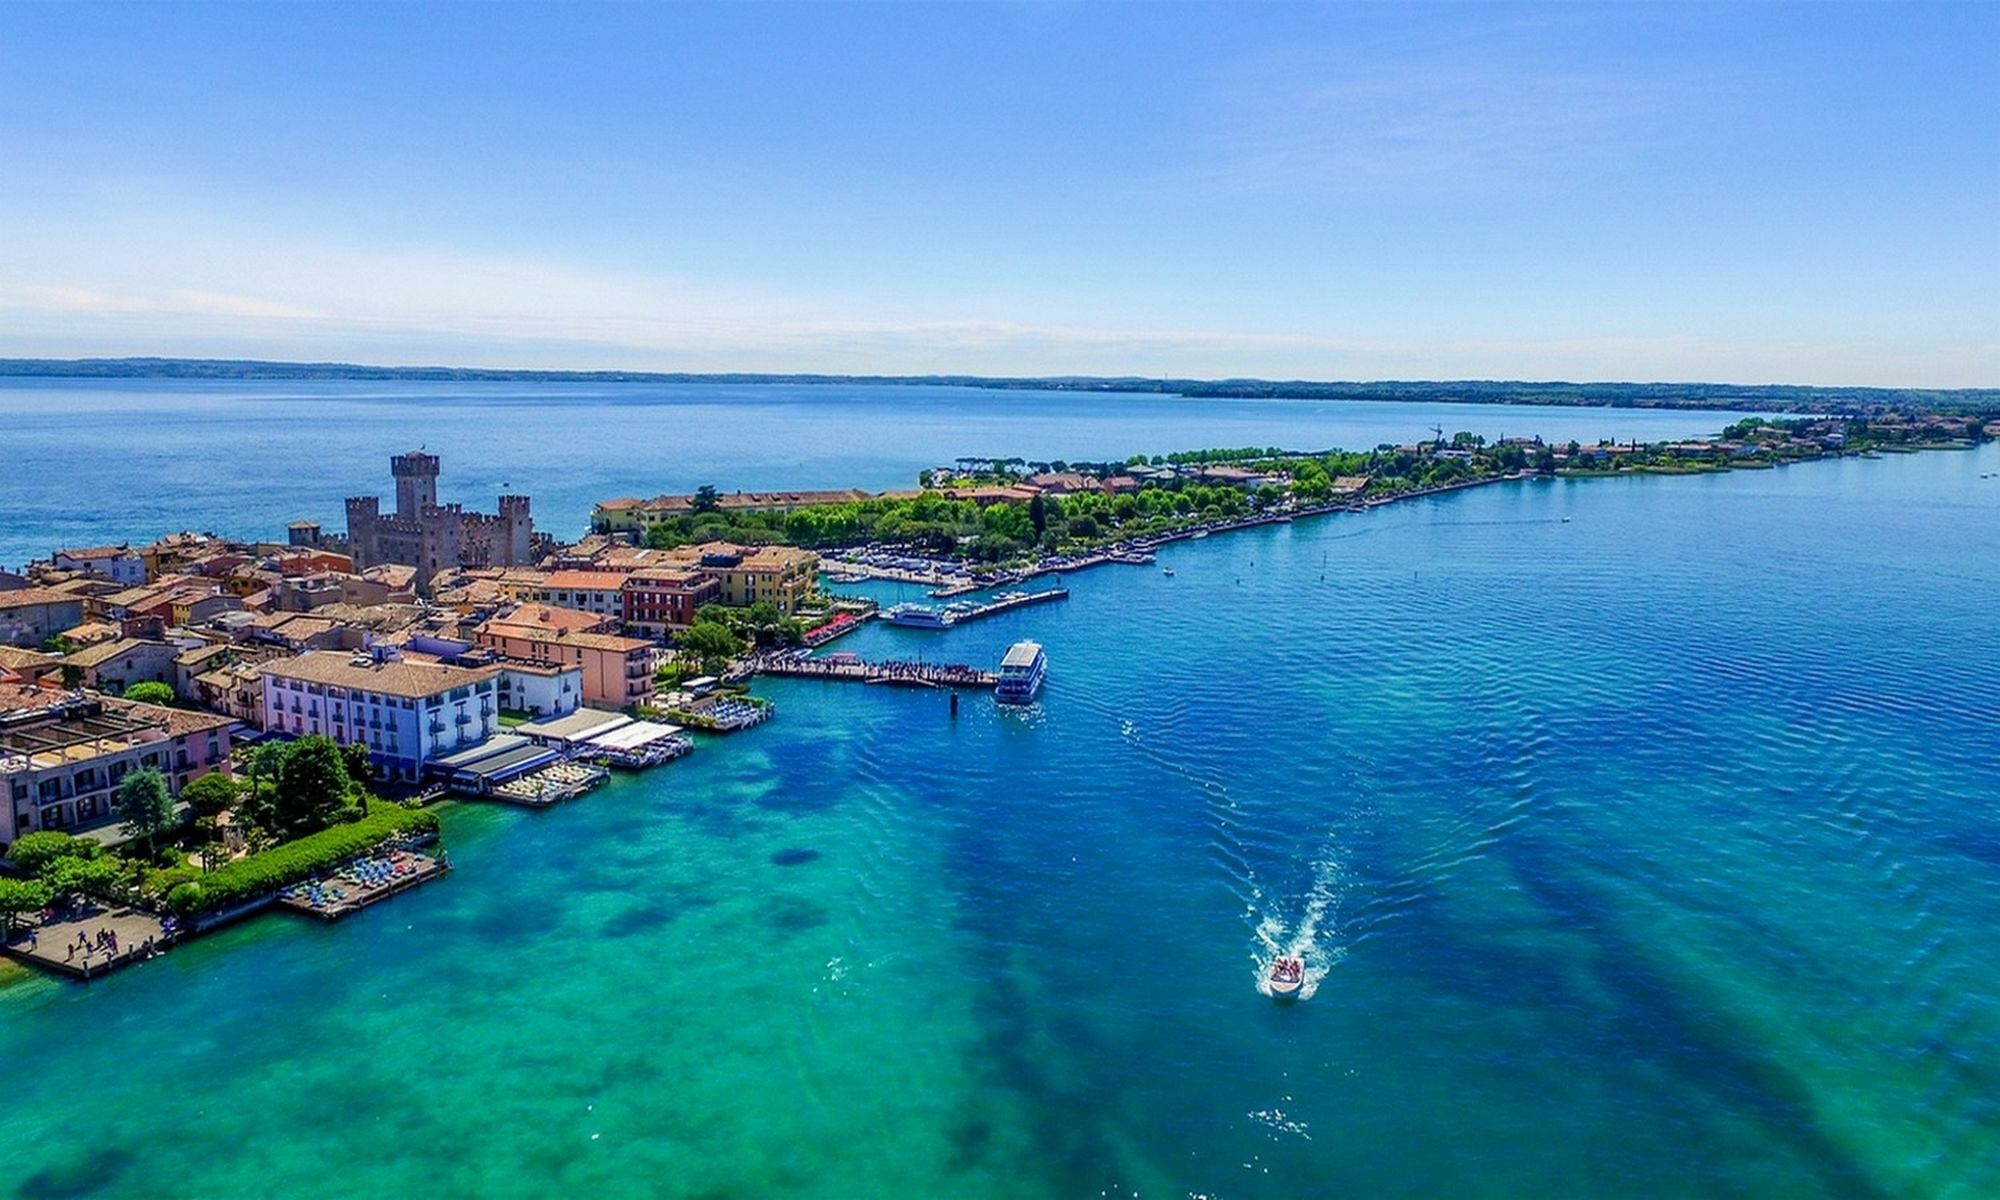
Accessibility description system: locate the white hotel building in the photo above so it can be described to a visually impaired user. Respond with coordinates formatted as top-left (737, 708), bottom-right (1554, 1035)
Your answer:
top-left (260, 652), bottom-right (500, 781)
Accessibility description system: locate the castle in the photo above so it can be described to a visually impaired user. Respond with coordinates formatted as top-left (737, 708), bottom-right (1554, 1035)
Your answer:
top-left (338, 453), bottom-right (534, 589)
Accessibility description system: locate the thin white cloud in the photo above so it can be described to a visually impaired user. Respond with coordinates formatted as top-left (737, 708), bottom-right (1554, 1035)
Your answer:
top-left (0, 192), bottom-right (1991, 386)
top-left (1199, 20), bottom-right (1711, 195)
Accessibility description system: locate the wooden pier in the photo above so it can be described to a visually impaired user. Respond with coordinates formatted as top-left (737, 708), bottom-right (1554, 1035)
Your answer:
top-left (750, 654), bottom-right (997, 689)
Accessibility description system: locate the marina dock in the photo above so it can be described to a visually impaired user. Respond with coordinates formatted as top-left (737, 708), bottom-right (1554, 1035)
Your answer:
top-left (946, 586), bottom-right (1067, 621)
top-left (885, 587), bottom-right (1069, 627)
top-left (750, 652), bottom-right (997, 689)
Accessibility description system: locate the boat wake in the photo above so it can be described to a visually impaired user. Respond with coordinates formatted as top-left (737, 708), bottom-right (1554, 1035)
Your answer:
top-left (1249, 850), bottom-right (1345, 1001)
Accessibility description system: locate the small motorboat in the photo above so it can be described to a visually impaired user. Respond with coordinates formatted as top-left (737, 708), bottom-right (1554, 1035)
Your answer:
top-left (1162, 566), bottom-right (1175, 577)
top-left (1266, 955), bottom-right (1304, 1002)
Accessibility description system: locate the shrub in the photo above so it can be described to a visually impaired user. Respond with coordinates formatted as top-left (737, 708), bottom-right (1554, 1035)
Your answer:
top-left (143, 865), bottom-right (201, 901)
top-left (163, 808), bottom-right (440, 917)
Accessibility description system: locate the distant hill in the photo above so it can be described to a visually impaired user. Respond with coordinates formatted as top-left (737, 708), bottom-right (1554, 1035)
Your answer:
top-left (2, 356), bottom-right (1993, 415)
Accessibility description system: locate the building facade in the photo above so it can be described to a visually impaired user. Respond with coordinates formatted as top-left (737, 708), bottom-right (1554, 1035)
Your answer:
top-left (1, 690), bottom-right (234, 849)
top-left (260, 651), bottom-right (500, 781)
top-left (496, 662), bottom-right (583, 718)
top-left (0, 589), bottom-right (87, 648)
top-left (655, 543), bottom-right (820, 615)
top-left (52, 545), bottom-right (146, 585)
top-left (476, 623), bottom-right (654, 709)
top-left (531, 570), bottom-right (630, 620)
top-left (342, 453), bottom-right (534, 592)
top-left (621, 569), bottom-right (722, 637)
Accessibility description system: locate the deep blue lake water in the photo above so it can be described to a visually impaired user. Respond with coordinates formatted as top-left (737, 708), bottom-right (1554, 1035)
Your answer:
top-left (1, 378), bottom-right (1756, 569)
top-left (1, 381), bottom-right (1996, 1198)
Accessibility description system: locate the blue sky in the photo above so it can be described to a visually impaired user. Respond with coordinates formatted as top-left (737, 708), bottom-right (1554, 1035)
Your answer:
top-left (1, 1), bottom-right (1993, 385)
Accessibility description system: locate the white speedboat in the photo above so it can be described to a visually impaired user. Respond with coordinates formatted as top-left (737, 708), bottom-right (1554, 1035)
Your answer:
top-left (1266, 956), bottom-right (1304, 1002)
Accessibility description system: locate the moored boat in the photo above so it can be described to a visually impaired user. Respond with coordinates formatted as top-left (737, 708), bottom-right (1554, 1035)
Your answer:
top-left (995, 640), bottom-right (1046, 704)
top-left (886, 603), bottom-right (955, 629)
top-left (1266, 955), bottom-right (1304, 1002)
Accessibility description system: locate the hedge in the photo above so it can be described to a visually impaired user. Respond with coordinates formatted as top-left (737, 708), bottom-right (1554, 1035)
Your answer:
top-left (164, 808), bottom-right (440, 917)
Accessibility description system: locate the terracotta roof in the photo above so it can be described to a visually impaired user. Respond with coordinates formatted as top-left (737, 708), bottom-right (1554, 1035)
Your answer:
top-left (0, 683), bottom-right (63, 715)
top-left (0, 587), bottom-right (86, 610)
top-left (542, 570), bottom-right (633, 591)
top-left (657, 541), bottom-right (818, 573)
top-left (102, 696), bottom-right (236, 737)
top-left (58, 621), bottom-right (123, 646)
top-left (56, 545), bottom-right (136, 560)
top-left (63, 637), bottom-right (168, 669)
top-left (0, 646), bottom-right (60, 672)
top-left (486, 604), bottom-right (609, 633)
top-left (174, 644), bottom-right (232, 668)
top-left (481, 623), bottom-right (650, 654)
top-left (261, 651), bottom-right (499, 698)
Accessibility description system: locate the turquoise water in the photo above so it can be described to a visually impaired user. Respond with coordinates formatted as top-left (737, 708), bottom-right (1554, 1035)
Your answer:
top-left (0, 378), bottom-right (1757, 569)
top-left (3, 386), bottom-right (1998, 1198)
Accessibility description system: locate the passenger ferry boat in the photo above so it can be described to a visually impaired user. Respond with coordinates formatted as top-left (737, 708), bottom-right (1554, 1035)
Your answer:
top-left (994, 640), bottom-right (1046, 704)
top-left (1266, 955), bottom-right (1304, 1002)
top-left (885, 603), bottom-right (955, 629)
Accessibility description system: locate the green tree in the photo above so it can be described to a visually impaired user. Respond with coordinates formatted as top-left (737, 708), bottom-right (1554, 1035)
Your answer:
top-left (180, 772), bottom-right (242, 872)
top-left (692, 484), bottom-right (721, 513)
top-left (45, 854), bottom-right (120, 902)
top-left (273, 736), bottom-right (354, 836)
top-left (339, 741), bottom-right (375, 789)
top-left (694, 603), bottom-right (740, 630)
top-left (179, 772), bottom-right (240, 822)
top-left (0, 878), bottom-right (53, 932)
top-left (7, 830), bottom-right (98, 876)
top-left (123, 680), bottom-right (176, 705)
top-left (114, 767), bottom-right (178, 855)
top-left (678, 621), bottom-right (743, 673)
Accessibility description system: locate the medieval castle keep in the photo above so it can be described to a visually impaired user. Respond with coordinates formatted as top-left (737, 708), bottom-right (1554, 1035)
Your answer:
top-left (338, 453), bottom-right (533, 587)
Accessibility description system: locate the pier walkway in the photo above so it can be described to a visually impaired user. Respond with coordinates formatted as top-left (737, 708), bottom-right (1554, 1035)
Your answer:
top-left (2, 903), bottom-right (178, 980)
top-left (750, 652), bottom-right (996, 689)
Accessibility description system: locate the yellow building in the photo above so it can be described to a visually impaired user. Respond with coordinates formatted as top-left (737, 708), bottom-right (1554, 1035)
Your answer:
top-left (590, 499), bottom-right (644, 534)
top-left (657, 542), bottom-right (820, 615)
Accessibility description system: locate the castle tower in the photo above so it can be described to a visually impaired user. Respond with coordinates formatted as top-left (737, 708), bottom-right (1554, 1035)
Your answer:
top-left (344, 496), bottom-right (380, 568)
top-left (392, 451), bottom-right (441, 519)
top-left (498, 495), bottom-right (533, 565)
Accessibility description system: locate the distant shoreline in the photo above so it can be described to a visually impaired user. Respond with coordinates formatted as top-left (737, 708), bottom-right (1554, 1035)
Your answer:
top-left (3, 356), bottom-right (1993, 415)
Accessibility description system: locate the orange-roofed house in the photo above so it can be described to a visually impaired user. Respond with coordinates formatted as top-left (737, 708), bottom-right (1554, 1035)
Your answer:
top-left (530, 570), bottom-right (632, 622)
top-left (476, 621), bottom-right (654, 709)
